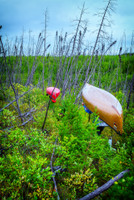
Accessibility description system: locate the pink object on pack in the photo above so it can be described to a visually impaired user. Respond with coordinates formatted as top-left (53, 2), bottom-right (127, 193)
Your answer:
top-left (46, 87), bottom-right (60, 103)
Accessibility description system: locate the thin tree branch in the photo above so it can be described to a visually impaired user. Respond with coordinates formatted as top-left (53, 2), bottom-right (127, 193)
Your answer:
top-left (19, 107), bottom-right (36, 118)
top-left (42, 96), bottom-right (51, 132)
top-left (9, 79), bottom-right (23, 123)
top-left (50, 138), bottom-right (60, 200)
top-left (19, 116), bottom-right (33, 126)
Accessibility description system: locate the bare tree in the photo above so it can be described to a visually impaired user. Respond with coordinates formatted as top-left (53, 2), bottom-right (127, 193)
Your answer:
top-left (42, 9), bottom-right (49, 94)
top-left (127, 74), bottom-right (134, 109)
top-left (25, 33), bottom-right (44, 86)
top-left (75, 0), bottom-right (117, 102)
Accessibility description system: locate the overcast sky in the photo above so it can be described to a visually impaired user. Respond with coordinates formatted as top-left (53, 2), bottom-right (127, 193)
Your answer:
top-left (0, 0), bottom-right (134, 54)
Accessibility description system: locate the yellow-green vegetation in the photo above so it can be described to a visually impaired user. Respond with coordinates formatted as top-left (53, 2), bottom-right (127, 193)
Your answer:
top-left (1, 54), bottom-right (133, 90)
top-left (0, 84), bottom-right (134, 199)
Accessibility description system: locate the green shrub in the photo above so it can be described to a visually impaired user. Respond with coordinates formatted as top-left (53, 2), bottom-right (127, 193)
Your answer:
top-left (0, 82), bottom-right (134, 199)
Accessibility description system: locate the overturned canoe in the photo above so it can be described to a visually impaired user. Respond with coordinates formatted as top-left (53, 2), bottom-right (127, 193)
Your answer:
top-left (82, 83), bottom-right (123, 134)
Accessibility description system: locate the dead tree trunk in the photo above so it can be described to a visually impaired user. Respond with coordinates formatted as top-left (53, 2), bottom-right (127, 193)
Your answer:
top-left (127, 74), bottom-right (134, 109)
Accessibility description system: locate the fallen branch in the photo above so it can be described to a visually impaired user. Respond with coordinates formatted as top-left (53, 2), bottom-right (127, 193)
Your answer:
top-left (0, 86), bottom-right (34, 112)
top-left (19, 116), bottom-right (34, 126)
top-left (79, 169), bottom-right (130, 200)
top-left (2, 116), bottom-right (34, 131)
top-left (19, 107), bottom-right (36, 118)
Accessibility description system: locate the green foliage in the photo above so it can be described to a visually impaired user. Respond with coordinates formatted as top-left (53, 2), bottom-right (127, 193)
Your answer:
top-left (123, 108), bottom-right (134, 135)
top-left (63, 169), bottom-right (97, 199)
top-left (1, 54), bottom-right (134, 94)
top-left (0, 128), bottom-right (56, 199)
top-left (103, 173), bottom-right (134, 200)
top-left (114, 90), bottom-right (127, 110)
top-left (0, 109), bottom-right (16, 128)
top-left (121, 54), bottom-right (134, 74)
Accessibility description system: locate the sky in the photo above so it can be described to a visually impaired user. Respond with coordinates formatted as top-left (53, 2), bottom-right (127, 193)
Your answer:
top-left (0, 0), bottom-right (134, 54)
